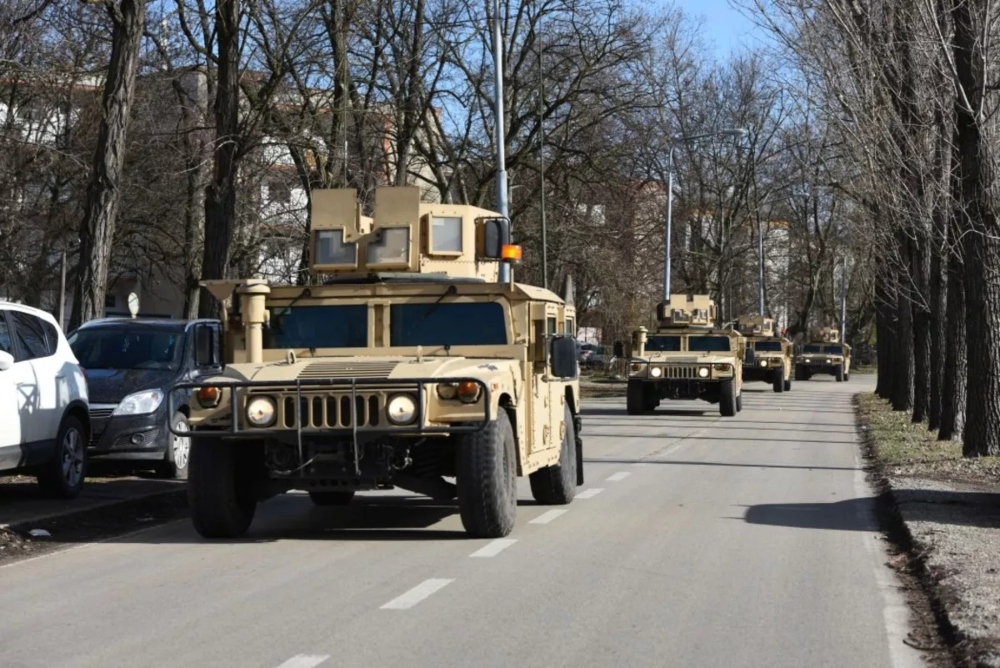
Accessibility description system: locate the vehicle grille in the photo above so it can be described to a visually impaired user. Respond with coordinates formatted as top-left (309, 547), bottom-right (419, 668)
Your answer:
top-left (281, 394), bottom-right (383, 429)
top-left (89, 407), bottom-right (115, 420)
top-left (653, 365), bottom-right (698, 379)
top-left (298, 361), bottom-right (399, 379)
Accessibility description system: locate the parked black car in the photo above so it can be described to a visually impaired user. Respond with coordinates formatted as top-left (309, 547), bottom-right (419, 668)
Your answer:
top-left (66, 317), bottom-right (222, 479)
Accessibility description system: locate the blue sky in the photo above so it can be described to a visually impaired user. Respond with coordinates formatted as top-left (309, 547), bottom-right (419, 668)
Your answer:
top-left (677, 0), bottom-right (765, 59)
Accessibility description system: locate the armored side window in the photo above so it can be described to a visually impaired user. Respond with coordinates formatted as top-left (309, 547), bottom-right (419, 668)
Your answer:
top-left (367, 227), bottom-right (410, 265)
top-left (313, 229), bottom-right (357, 266)
top-left (430, 216), bottom-right (463, 253)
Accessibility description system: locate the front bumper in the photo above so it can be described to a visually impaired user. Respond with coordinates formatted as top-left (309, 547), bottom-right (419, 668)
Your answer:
top-left (87, 404), bottom-right (169, 458)
top-left (743, 360), bottom-right (783, 381)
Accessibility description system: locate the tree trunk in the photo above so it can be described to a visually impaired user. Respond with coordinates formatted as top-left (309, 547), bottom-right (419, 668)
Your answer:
top-left (939, 244), bottom-right (966, 440)
top-left (891, 241), bottom-right (914, 412)
top-left (198, 0), bottom-right (241, 319)
top-left (875, 280), bottom-right (894, 399)
top-left (911, 234), bottom-right (932, 423)
top-left (952, 0), bottom-right (1000, 457)
top-left (70, 0), bottom-right (147, 329)
top-left (927, 215), bottom-right (946, 431)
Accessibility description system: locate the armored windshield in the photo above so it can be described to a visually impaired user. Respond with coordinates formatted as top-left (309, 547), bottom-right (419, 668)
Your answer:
top-left (825, 344), bottom-right (843, 354)
top-left (804, 344), bottom-right (823, 353)
top-left (754, 341), bottom-right (783, 352)
top-left (265, 305), bottom-right (368, 348)
top-left (646, 335), bottom-right (681, 352)
top-left (688, 336), bottom-right (731, 353)
top-left (390, 302), bottom-right (507, 346)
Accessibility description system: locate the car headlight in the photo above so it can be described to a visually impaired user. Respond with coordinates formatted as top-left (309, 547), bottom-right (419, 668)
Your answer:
top-left (436, 382), bottom-right (458, 400)
top-left (827, 358), bottom-right (833, 364)
top-left (387, 394), bottom-right (417, 424)
top-left (650, 366), bottom-right (663, 378)
top-left (759, 359), bottom-right (768, 367)
top-left (246, 396), bottom-right (276, 427)
top-left (112, 389), bottom-right (164, 416)
top-left (697, 367), bottom-right (710, 378)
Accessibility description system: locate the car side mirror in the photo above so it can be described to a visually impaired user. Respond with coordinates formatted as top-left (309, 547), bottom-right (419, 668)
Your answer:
top-left (744, 346), bottom-right (755, 364)
top-left (0, 350), bottom-right (13, 372)
top-left (194, 326), bottom-right (218, 368)
top-left (550, 335), bottom-right (578, 379)
top-left (613, 341), bottom-right (624, 358)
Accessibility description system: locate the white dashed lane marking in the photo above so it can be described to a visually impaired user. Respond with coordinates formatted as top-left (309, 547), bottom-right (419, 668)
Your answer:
top-left (469, 539), bottom-right (517, 558)
top-left (576, 488), bottom-right (604, 499)
top-left (380, 579), bottom-right (454, 610)
top-left (529, 509), bottom-right (568, 525)
top-left (275, 655), bottom-right (329, 668)
top-left (606, 472), bottom-right (631, 482)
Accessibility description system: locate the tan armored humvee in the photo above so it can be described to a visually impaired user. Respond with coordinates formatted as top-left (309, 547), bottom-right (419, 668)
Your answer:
top-left (167, 186), bottom-right (582, 540)
top-left (616, 295), bottom-right (749, 417)
top-left (794, 325), bottom-right (852, 382)
top-left (736, 315), bottom-right (793, 393)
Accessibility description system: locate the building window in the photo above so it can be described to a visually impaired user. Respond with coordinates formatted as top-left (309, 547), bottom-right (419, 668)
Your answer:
top-left (268, 178), bottom-right (291, 204)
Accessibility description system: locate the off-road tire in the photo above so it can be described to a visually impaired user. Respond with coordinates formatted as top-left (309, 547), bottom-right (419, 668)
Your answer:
top-left (736, 392), bottom-right (743, 412)
top-left (784, 378), bottom-right (792, 392)
top-left (457, 410), bottom-right (517, 538)
top-left (308, 490), bottom-right (355, 506)
top-left (772, 369), bottom-right (784, 393)
top-left (38, 414), bottom-right (87, 499)
top-left (719, 380), bottom-right (737, 417)
top-left (845, 372), bottom-right (850, 382)
top-left (794, 365), bottom-right (807, 381)
top-left (529, 404), bottom-right (577, 504)
top-left (157, 411), bottom-right (190, 479)
top-left (836, 364), bottom-right (845, 382)
top-left (188, 438), bottom-right (257, 539)
top-left (626, 380), bottom-right (647, 415)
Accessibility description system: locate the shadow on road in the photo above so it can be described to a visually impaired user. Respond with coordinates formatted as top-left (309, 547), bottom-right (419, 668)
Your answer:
top-left (585, 458), bottom-right (859, 472)
top-left (581, 432), bottom-right (858, 445)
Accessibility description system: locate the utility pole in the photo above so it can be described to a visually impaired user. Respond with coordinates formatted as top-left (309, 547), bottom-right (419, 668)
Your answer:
top-left (840, 254), bottom-right (847, 342)
top-left (492, 0), bottom-right (510, 283)
top-left (538, 15), bottom-right (548, 290)
top-left (59, 249), bottom-right (67, 330)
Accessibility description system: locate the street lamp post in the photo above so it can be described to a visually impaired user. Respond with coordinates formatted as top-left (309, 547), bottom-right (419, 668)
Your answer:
top-left (491, 0), bottom-right (510, 284)
top-left (663, 128), bottom-right (749, 303)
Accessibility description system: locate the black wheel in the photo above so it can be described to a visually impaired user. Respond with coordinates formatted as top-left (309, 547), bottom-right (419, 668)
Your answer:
top-left (157, 411), bottom-right (191, 479)
top-left (530, 404), bottom-right (577, 505)
top-left (794, 365), bottom-right (806, 381)
top-left (736, 392), bottom-right (743, 412)
top-left (308, 490), bottom-right (355, 506)
top-left (38, 414), bottom-right (87, 499)
top-left (457, 409), bottom-right (517, 538)
top-left (626, 380), bottom-right (647, 415)
top-left (784, 377), bottom-right (792, 391)
top-left (836, 363), bottom-right (845, 382)
top-left (719, 380), bottom-right (737, 417)
top-left (188, 438), bottom-right (257, 538)
top-left (845, 371), bottom-right (850, 382)
top-left (772, 369), bottom-right (784, 393)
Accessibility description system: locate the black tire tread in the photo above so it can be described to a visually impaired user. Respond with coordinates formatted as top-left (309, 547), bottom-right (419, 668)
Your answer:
top-left (457, 410), bottom-right (517, 538)
top-left (188, 438), bottom-right (256, 538)
top-left (37, 415), bottom-right (87, 499)
top-left (529, 405), bottom-right (577, 505)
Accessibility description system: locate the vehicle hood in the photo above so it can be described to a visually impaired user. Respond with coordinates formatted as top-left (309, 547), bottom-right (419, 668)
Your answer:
top-left (799, 353), bottom-right (844, 362)
top-left (642, 354), bottom-right (736, 365)
top-left (83, 368), bottom-right (178, 404)
top-left (748, 352), bottom-right (786, 361)
top-left (220, 356), bottom-right (519, 384)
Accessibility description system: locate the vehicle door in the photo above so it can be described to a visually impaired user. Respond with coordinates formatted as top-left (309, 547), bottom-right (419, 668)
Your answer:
top-left (528, 303), bottom-right (560, 454)
top-left (10, 311), bottom-right (63, 462)
top-left (0, 310), bottom-right (41, 469)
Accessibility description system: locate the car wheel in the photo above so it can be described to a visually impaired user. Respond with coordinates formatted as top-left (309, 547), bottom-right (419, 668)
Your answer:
top-left (719, 380), bottom-right (737, 417)
top-left (626, 380), bottom-right (647, 415)
top-left (772, 369), bottom-right (784, 393)
top-left (188, 438), bottom-right (257, 538)
top-left (158, 412), bottom-right (191, 479)
top-left (457, 409), bottom-right (517, 538)
top-left (736, 392), bottom-right (743, 412)
top-left (529, 404), bottom-right (578, 504)
top-left (38, 415), bottom-right (87, 499)
top-left (784, 378), bottom-right (792, 391)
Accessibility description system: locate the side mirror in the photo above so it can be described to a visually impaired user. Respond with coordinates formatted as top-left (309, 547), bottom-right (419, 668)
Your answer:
top-left (613, 341), bottom-right (624, 358)
top-left (744, 346), bottom-right (755, 364)
top-left (194, 326), bottom-right (218, 368)
top-left (550, 335), bottom-right (578, 379)
top-left (476, 217), bottom-right (510, 259)
top-left (0, 350), bottom-right (13, 372)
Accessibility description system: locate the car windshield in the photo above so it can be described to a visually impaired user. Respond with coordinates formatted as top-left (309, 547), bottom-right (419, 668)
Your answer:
top-left (646, 335), bottom-right (681, 352)
top-left (68, 328), bottom-right (184, 371)
top-left (826, 345), bottom-right (843, 354)
top-left (754, 341), bottom-right (783, 352)
top-left (265, 305), bottom-right (368, 349)
top-left (804, 344), bottom-right (823, 353)
top-left (688, 336), bottom-right (731, 352)
top-left (390, 302), bottom-right (507, 346)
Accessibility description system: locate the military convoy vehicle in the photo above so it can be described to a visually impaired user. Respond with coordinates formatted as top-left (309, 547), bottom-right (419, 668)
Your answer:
top-left (167, 186), bottom-right (582, 540)
top-left (794, 326), bottom-right (851, 382)
top-left (615, 295), bottom-right (751, 417)
top-left (736, 315), bottom-right (793, 393)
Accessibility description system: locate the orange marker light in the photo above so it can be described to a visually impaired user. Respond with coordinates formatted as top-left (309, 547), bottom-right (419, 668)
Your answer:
top-left (457, 380), bottom-right (481, 403)
top-left (197, 386), bottom-right (221, 407)
top-left (500, 244), bottom-right (522, 262)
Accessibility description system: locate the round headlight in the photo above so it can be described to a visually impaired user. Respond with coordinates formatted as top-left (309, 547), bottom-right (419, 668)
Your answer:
top-left (759, 359), bottom-right (768, 367)
top-left (698, 367), bottom-right (710, 378)
top-left (650, 367), bottom-right (663, 378)
top-left (387, 394), bottom-right (417, 425)
top-left (436, 382), bottom-right (458, 400)
top-left (246, 396), bottom-right (276, 427)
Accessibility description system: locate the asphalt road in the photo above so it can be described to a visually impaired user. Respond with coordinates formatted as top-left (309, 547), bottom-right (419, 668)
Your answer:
top-left (0, 375), bottom-right (924, 668)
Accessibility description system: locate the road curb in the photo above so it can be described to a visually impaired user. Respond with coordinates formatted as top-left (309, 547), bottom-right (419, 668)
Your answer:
top-left (1, 487), bottom-right (188, 534)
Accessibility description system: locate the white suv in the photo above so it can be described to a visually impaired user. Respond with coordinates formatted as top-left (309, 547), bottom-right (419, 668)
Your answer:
top-left (0, 302), bottom-right (90, 497)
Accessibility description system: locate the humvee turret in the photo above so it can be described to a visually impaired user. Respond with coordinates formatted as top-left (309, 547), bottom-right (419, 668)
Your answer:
top-left (794, 325), bottom-right (852, 382)
top-left (736, 315), bottom-right (793, 393)
top-left (615, 295), bottom-right (750, 417)
top-left (167, 186), bottom-right (582, 540)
